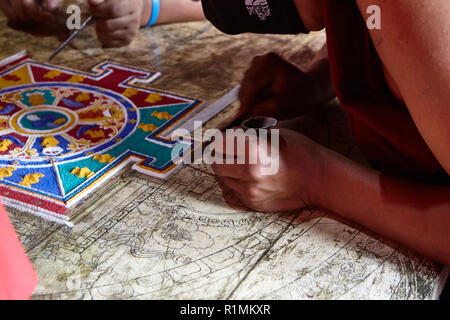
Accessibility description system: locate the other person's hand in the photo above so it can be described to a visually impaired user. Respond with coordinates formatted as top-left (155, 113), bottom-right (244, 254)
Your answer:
top-left (212, 128), bottom-right (326, 212)
top-left (88, 0), bottom-right (147, 48)
top-left (237, 52), bottom-right (327, 121)
top-left (0, 0), bottom-right (61, 26)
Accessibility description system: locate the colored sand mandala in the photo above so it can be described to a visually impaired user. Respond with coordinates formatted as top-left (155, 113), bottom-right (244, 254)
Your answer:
top-left (0, 52), bottom-right (204, 225)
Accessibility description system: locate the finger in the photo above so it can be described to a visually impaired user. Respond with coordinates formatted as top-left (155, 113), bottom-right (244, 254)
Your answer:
top-left (41, 0), bottom-right (62, 11)
top-left (22, 0), bottom-right (51, 23)
top-left (0, 0), bottom-right (17, 23)
top-left (238, 70), bottom-right (273, 114)
top-left (211, 163), bottom-right (249, 180)
top-left (99, 38), bottom-right (131, 48)
top-left (9, 0), bottom-right (27, 22)
top-left (217, 184), bottom-right (248, 211)
top-left (207, 135), bottom-right (244, 167)
top-left (238, 53), bottom-right (282, 112)
top-left (218, 177), bottom-right (246, 191)
top-left (97, 29), bottom-right (129, 43)
top-left (218, 177), bottom-right (280, 212)
top-left (95, 19), bottom-right (134, 47)
top-left (89, 0), bottom-right (132, 19)
top-left (224, 192), bottom-right (248, 211)
top-left (95, 15), bottom-right (131, 33)
top-left (221, 184), bottom-right (264, 211)
top-left (224, 177), bottom-right (267, 200)
top-left (247, 97), bottom-right (283, 118)
top-left (245, 52), bottom-right (282, 78)
top-left (87, 0), bottom-right (105, 6)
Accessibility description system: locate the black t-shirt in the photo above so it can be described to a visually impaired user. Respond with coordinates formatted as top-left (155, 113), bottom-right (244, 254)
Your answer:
top-left (201, 0), bottom-right (310, 35)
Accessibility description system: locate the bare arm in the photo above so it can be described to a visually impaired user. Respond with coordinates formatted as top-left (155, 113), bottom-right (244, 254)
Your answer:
top-left (305, 1), bottom-right (450, 263)
top-left (313, 4), bottom-right (450, 263)
top-left (316, 146), bottom-right (450, 266)
top-left (293, 0), bottom-right (324, 31)
top-left (212, 124), bottom-right (450, 266)
top-left (216, 0), bottom-right (450, 267)
top-left (305, 1), bottom-right (450, 264)
top-left (141, 0), bottom-right (205, 26)
top-left (318, 1), bottom-right (450, 264)
top-left (356, 0), bottom-right (450, 174)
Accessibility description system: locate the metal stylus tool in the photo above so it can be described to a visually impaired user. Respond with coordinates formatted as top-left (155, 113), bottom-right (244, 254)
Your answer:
top-left (48, 15), bottom-right (94, 62)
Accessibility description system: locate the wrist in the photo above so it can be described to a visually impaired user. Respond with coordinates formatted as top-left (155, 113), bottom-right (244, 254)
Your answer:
top-left (311, 145), bottom-right (358, 210)
top-left (140, 0), bottom-right (153, 27)
top-left (308, 145), bottom-right (331, 208)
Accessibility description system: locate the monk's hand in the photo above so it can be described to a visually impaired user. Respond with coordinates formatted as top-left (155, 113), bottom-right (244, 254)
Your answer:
top-left (211, 128), bottom-right (325, 212)
top-left (88, 0), bottom-right (147, 48)
top-left (238, 52), bottom-right (324, 121)
top-left (0, 0), bottom-right (61, 26)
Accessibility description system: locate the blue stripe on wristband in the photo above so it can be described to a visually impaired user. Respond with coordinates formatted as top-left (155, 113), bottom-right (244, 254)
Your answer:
top-left (146, 0), bottom-right (160, 27)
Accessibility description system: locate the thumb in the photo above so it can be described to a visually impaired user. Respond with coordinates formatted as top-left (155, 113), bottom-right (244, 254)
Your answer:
top-left (248, 98), bottom-right (282, 118)
top-left (87, 0), bottom-right (106, 7)
top-left (42, 0), bottom-right (62, 11)
top-left (231, 98), bottom-right (280, 128)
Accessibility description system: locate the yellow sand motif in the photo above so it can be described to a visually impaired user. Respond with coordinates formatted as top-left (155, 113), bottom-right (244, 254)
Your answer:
top-left (0, 66), bottom-right (32, 89)
top-left (14, 94), bottom-right (23, 101)
top-left (28, 94), bottom-right (46, 106)
top-left (75, 93), bottom-right (90, 102)
top-left (67, 75), bottom-right (85, 83)
top-left (54, 118), bottom-right (67, 125)
top-left (122, 88), bottom-right (139, 98)
top-left (0, 119), bottom-right (9, 132)
top-left (145, 93), bottom-right (162, 104)
top-left (93, 153), bottom-right (115, 164)
top-left (79, 105), bottom-right (124, 122)
top-left (138, 123), bottom-right (158, 132)
top-left (109, 106), bottom-right (125, 122)
top-left (151, 111), bottom-right (172, 121)
top-left (129, 119), bottom-right (137, 124)
top-left (19, 173), bottom-right (45, 187)
top-left (0, 167), bottom-right (16, 180)
top-left (41, 136), bottom-right (60, 148)
top-left (43, 70), bottom-right (62, 79)
top-left (71, 167), bottom-right (95, 179)
top-left (0, 139), bottom-right (12, 151)
top-left (25, 149), bottom-right (38, 157)
top-left (1, 93), bottom-right (15, 103)
top-left (85, 129), bottom-right (106, 139)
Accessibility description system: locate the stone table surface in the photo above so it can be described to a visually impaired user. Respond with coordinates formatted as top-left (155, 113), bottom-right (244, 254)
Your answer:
top-left (0, 10), bottom-right (448, 300)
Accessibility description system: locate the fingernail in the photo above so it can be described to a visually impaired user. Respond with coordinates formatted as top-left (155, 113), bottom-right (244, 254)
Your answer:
top-left (43, 0), bottom-right (58, 11)
top-left (88, 0), bottom-right (105, 6)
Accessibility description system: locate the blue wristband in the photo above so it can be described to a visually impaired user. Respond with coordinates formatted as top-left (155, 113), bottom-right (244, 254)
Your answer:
top-left (146, 0), bottom-right (160, 27)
